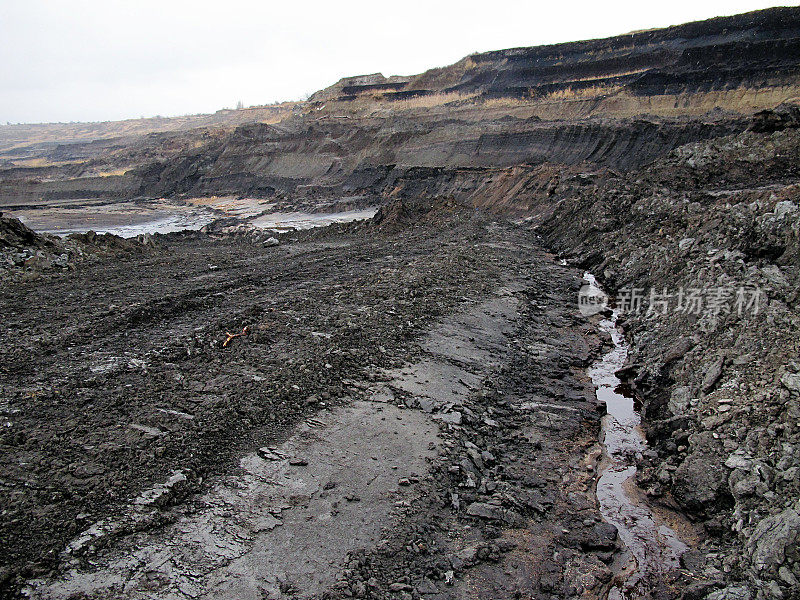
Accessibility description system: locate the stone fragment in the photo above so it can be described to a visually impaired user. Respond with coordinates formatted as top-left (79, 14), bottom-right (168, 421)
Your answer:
top-left (669, 386), bottom-right (692, 416)
top-left (435, 411), bottom-right (462, 425)
top-left (748, 508), bottom-right (800, 575)
top-left (781, 373), bottom-right (800, 393)
top-left (579, 523), bottom-right (619, 550)
top-left (258, 447), bottom-right (287, 461)
top-left (133, 470), bottom-right (188, 508)
top-left (705, 586), bottom-right (751, 600)
top-left (701, 356), bottom-right (725, 393)
top-left (673, 437), bottom-right (728, 512)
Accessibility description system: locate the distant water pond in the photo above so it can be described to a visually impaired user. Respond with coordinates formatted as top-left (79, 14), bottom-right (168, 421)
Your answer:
top-left (5, 197), bottom-right (377, 238)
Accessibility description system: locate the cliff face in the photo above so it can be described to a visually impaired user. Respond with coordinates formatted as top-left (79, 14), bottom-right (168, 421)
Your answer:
top-left (314, 7), bottom-right (800, 113)
top-left (131, 115), bottom-right (744, 205)
top-left (1, 7), bottom-right (798, 210)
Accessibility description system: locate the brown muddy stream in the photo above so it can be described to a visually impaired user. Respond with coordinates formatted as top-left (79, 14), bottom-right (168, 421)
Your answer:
top-left (584, 273), bottom-right (689, 599)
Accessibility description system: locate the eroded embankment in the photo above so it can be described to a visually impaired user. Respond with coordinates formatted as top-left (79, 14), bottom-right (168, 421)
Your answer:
top-left (540, 122), bottom-right (800, 599)
top-left (0, 108), bottom-right (750, 211)
top-left (585, 274), bottom-right (693, 600)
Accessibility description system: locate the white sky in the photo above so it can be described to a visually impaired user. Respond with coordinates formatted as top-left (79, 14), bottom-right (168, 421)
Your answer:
top-left (0, 0), bottom-right (795, 124)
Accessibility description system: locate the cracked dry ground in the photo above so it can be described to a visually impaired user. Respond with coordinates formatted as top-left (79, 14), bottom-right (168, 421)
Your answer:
top-left (1, 215), bottom-right (688, 599)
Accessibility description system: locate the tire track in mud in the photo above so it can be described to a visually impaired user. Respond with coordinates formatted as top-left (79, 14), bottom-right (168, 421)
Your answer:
top-left (1, 222), bottom-right (503, 595)
top-left (22, 254), bottom-right (528, 599)
top-left (311, 247), bottom-right (633, 599)
top-left (5, 223), bottom-right (701, 599)
top-left (26, 401), bottom-right (440, 599)
top-left (24, 281), bottom-right (533, 599)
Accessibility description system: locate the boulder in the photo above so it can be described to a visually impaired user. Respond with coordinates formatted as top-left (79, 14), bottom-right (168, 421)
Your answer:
top-left (673, 434), bottom-right (730, 514)
top-left (781, 372), bottom-right (800, 393)
top-left (669, 386), bottom-right (692, 416)
top-left (747, 508), bottom-right (800, 576)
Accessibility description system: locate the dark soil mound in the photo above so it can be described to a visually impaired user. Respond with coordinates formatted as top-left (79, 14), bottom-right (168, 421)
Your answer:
top-left (370, 196), bottom-right (466, 232)
top-left (0, 213), bottom-right (53, 250)
top-left (750, 100), bottom-right (800, 133)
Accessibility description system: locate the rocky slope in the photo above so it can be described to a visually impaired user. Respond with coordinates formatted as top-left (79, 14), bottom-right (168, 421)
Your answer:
top-left (538, 107), bottom-right (800, 599)
top-left (130, 114), bottom-right (744, 203)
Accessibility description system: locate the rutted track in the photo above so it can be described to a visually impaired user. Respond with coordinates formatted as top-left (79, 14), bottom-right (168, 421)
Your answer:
top-left (1, 214), bottom-right (503, 595)
top-left (2, 211), bottom-right (702, 599)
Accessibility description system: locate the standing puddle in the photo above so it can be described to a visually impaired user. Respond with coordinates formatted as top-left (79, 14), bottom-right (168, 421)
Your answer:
top-left (585, 273), bottom-right (688, 599)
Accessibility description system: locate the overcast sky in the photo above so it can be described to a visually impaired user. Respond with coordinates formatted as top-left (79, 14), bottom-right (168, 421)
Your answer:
top-left (0, 0), bottom-right (795, 124)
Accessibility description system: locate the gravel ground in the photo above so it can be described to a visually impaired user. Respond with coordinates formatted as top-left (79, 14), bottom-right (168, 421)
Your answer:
top-left (1, 200), bottom-right (708, 599)
top-left (0, 211), bottom-right (500, 595)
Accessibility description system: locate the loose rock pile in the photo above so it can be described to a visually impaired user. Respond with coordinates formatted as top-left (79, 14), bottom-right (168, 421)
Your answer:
top-left (541, 120), bottom-right (800, 599)
top-left (0, 212), bottom-right (157, 283)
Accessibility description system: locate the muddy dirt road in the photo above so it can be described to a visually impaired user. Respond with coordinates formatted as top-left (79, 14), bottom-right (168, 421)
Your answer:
top-left (1, 213), bottom-right (695, 599)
